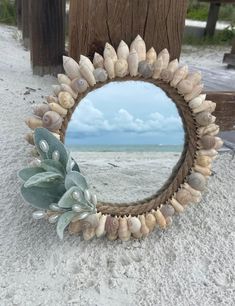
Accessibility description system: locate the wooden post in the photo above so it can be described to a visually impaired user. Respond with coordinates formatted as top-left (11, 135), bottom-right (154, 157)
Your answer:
top-left (22, 0), bottom-right (30, 49)
top-left (69, 0), bottom-right (188, 62)
top-left (16, 0), bottom-right (22, 30)
top-left (29, 0), bottom-right (66, 76)
top-left (204, 2), bottom-right (221, 37)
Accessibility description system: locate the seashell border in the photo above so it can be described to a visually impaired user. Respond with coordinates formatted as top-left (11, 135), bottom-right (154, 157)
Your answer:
top-left (24, 35), bottom-right (223, 241)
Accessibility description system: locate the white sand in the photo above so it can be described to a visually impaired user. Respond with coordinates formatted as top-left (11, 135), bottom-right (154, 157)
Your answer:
top-left (0, 24), bottom-right (235, 306)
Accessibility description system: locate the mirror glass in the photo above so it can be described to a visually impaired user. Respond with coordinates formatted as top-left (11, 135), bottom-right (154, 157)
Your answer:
top-left (65, 81), bottom-right (185, 204)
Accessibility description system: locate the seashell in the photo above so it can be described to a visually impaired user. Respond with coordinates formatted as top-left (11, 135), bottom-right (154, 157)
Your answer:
top-left (146, 47), bottom-right (157, 64)
top-left (153, 209), bottom-right (166, 229)
top-left (130, 35), bottom-right (146, 62)
top-left (187, 71), bottom-right (202, 86)
top-left (187, 172), bottom-right (206, 191)
top-left (93, 52), bottom-right (104, 69)
top-left (103, 42), bottom-right (118, 62)
top-left (160, 204), bottom-right (175, 218)
top-left (175, 189), bottom-right (193, 206)
top-left (42, 111), bottom-right (63, 132)
top-left (68, 220), bottom-right (82, 234)
top-left (25, 117), bottom-right (43, 130)
top-left (95, 214), bottom-right (107, 238)
top-left (33, 104), bottom-right (50, 118)
top-left (118, 217), bottom-right (131, 241)
top-left (115, 59), bottom-right (129, 78)
top-left (83, 227), bottom-right (96, 241)
top-left (196, 111), bottom-right (216, 126)
top-left (184, 84), bottom-right (204, 102)
top-left (145, 213), bottom-right (156, 232)
top-left (71, 78), bottom-right (88, 94)
top-left (79, 55), bottom-right (94, 72)
top-left (194, 165), bottom-right (211, 177)
top-left (46, 95), bottom-right (58, 104)
top-left (189, 97), bottom-right (203, 109)
top-left (93, 68), bottom-right (108, 82)
top-left (197, 148), bottom-right (218, 158)
top-left (60, 84), bottom-right (77, 99)
top-left (127, 217), bottom-right (141, 234)
top-left (105, 216), bottom-right (119, 241)
top-left (152, 57), bottom-right (163, 79)
top-left (193, 100), bottom-right (216, 114)
top-left (199, 135), bottom-right (216, 150)
top-left (214, 137), bottom-right (223, 150)
top-left (57, 74), bottom-right (71, 86)
top-left (177, 79), bottom-right (193, 95)
top-left (49, 102), bottom-right (68, 117)
top-left (127, 49), bottom-right (138, 77)
top-left (104, 57), bottom-right (115, 79)
top-left (161, 59), bottom-right (178, 82)
top-left (52, 85), bottom-right (61, 96)
top-left (157, 48), bottom-right (170, 69)
top-left (63, 56), bottom-right (81, 80)
top-left (170, 65), bottom-right (188, 87)
top-left (183, 183), bottom-right (202, 198)
top-left (170, 198), bottom-right (184, 213)
top-left (81, 214), bottom-right (99, 229)
top-left (58, 92), bottom-right (75, 109)
top-left (165, 217), bottom-right (173, 227)
top-left (117, 40), bottom-right (129, 60)
top-left (25, 132), bottom-right (34, 145)
top-left (198, 124), bottom-right (219, 137)
top-left (138, 60), bottom-right (154, 78)
top-left (139, 215), bottom-right (149, 237)
top-left (196, 155), bottom-right (212, 167)
top-left (80, 63), bottom-right (96, 86)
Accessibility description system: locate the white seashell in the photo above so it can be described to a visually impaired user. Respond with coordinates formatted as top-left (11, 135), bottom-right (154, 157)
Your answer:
top-left (117, 40), bottom-right (129, 60)
top-left (46, 95), bottom-right (58, 104)
top-left (63, 56), bottom-right (81, 79)
top-left (152, 57), bottom-right (163, 79)
top-left (153, 209), bottom-right (166, 228)
top-left (157, 48), bottom-right (170, 69)
top-left (103, 42), bottom-right (118, 62)
top-left (214, 137), bottom-right (223, 150)
top-left (193, 100), bottom-right (216, 114)
top-left (146, 47), bottom-right (157, 64)
top-left (194, 165), bottom-right (211, 177)
top-left (93, 68), bottom-right (108, 82)
top-left (161, 59), bottom-right (179, 82)
top-left (187, 71), bottom-right (202, 86)
top-left (127, 49), bottom-right (138, 77)
top-left (184, 84), bottom-right (204, 102)
top-left (127, 217), bottom-right (141, 234)
top-left (130, 35), bottom-right (146, 62)
top-left (96, 214), bottom-right (107, 237)
top-left (93, 52), bottom-right (104, 68)
top-left (104, 57), bottom-right (115, 79)
top-left (60, 83), bottom-right (77, 99)
top-left (189, 97), bottom-right (203, 109)
top-left (52, 85), bottom-right (61, 96)
top-left (177, 80), bottom-right (193, 95)
top-left (80, 63), bottom-right (96, 86)
top-left (25, 117), bottom-right (43, 130)
top-left (58, 91), bottom-right (75, 109)
top-left (57, 74), bottom-right (71, 86)
top-left (170, 198), bottom-right (184, 213)
top-left (71, 78), bottom-right (89, 94)
top-left (170, 65), bottom-right (188, 87)
top-left (79, 55), bottom-right (94, 72)
top-left (197, 148), bottom-right (218, 157)
top-left (49, 102), bottom-right (68, 117)
top-left (115, 59), bottom-right (129, 77)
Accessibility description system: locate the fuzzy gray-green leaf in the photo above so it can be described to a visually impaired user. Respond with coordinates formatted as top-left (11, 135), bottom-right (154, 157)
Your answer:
top-left (56, 211), bottom-right (78, 240)
top-left (65, 171), bottom-right (88, 191)
top-left (24, 172), bottom-right (63, 188)
top-left (57, 186), bottom-right (81, 208)
top-left (40, 159), bottom-right (65, 175)
top-left (18, 167), bottom-right (45, 182)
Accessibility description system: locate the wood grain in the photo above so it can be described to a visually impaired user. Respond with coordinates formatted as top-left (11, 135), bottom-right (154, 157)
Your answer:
top-left (69, 0), bottom-right (188, 62)
top-left (22, 0), bottom-right (29, 49)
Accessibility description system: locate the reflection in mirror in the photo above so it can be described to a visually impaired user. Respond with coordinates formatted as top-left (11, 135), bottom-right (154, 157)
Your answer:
top-left (65, 81), bottom-right (185, 204)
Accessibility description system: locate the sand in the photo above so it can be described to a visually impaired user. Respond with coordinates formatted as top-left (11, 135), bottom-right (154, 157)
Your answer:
top-left (0, 24), bottom-right (235, 306)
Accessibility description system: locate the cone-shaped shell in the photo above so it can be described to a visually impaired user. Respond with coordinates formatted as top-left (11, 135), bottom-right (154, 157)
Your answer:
top-left (196, 155), bottom-right (212, 167)
top-left (177, 79), bottom-right (193, 95)
top-left (58, 92), bottom-right (75, 109)
top-left (146, 47), bottom-right (157, 64)
top-left (160, 204), bottom-right (175, 218)
top-left (80, 63), bottom-right (96, 86)
top-left (63, 56), bottom-right (81, 80)
top-left (68, 220), bottom-right (82, 234)
top-left (46, 95), bottom-right (58, 104)
top-left (193, 100), bottom-right (216, 114)
top-left (153, 210), bottom-right (166, 228)
top-left (33, 104), bottom-right (50, 118)
top-left (175, 189), bottom-right (193, 206)
top-left (95, 215), bottom-right (107, 238)
top-left (138, 60), bottom-right (154, 78)
top-left (153, 57), bottom-right (163, 79)
top-left (79, 55), bottom-right (94, 72)
top-left (170, 65), bottom-right (188, 87)
top-left (189, 96), bottom-right (203, 109)
top-left (115, 59), bottom-right (129, 77)
top-left (57, 74), bottom-right (71, 86)
top-left (103, 42), bottom-right (118, 62)
top-left (25, 132), bottom-right (35, 145)
top-left (52, 85), bottom-right (61, 96)
top-left (214, 137), bottom-right (223, 150)
top-left (127, 49), bottom-right (138, 77)
top-left (200, 124), bottom-right (219, 137)
top-left (93, 68), bottom-right (108, 82)
top-left (42, 111), bottom-right (63, 132)
top-left (83, 227), bottom-right (96, 241)
top-left (71, 78), bottom-right (89, 94)
top-left (197, 148), bottom-right (218, 157)
top-left (184, 84), bottom-right (204, 102)
top-left (158, 48), bottom-right (170, 69)
top-left (49, 102), bottom-right (68, 117)
top-left (199, 135), bottom-right (216, 150)
top-left (130, 35), bottom-right (146, 62)
top-left (93, 52), bottom-right (104, 69)
top-left (105, 216), bottom-right (119, 240)
top-left (25, 117), bottom-right (43, 130)
top-left (161, 59), bottom-right (178, 82)
top-left (194, 165), bottom-right (211, 177)
top-left (187, 172), bottom-right (206, 191)
top-left (104, 57), bottom-right (115, 79)
top-left (145, 213), bottom-right (156, 232)
top-left (60, 84), bottom-right (77, 99)
top-left (118, 217), bottom-right (131, 241)
top-left (187, 71), bottom-right (202, 86)
top-left (183, 183), bottom-right (202, 198)
top-left (127, 217), bottom-right (141, 234)
top-left (117, 40), bottom-right (129, 60)
top-left (170, 198), bottom-right (184, 213)
top-left (139, 215), bottom-right (149, 237)
top-left (196, 111), bottom-right (216, 126)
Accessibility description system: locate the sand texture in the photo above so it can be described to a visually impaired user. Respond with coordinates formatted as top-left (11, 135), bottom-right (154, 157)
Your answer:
top-left (0, 25), bottom-right (235, 306)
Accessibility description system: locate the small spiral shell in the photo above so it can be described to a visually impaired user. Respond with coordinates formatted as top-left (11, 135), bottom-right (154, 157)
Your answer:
top-left (42, 111), bottom-right (63, 132)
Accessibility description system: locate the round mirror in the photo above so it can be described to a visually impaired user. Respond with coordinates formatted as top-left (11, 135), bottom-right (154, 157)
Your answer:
top-left (65, 81), bottom-right (185, 204)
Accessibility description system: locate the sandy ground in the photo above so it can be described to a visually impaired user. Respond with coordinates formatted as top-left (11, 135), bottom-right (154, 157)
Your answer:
top-left (0, 24), bottom-right (235, 306)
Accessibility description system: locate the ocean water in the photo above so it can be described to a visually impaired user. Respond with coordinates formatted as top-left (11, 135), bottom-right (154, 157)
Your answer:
top-left (68, 144), bottom-right (183, 152)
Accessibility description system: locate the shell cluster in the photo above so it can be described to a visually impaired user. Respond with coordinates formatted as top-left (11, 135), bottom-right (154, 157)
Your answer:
top-left (25, 35), bottom-right (222, 242)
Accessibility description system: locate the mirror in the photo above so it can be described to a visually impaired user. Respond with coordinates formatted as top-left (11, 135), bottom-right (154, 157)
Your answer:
top-left (65, 81), bottom-right (185, 204)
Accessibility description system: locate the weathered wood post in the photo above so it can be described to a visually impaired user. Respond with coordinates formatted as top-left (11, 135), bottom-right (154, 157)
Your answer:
top-left (21, 0), bottom-right (30, 48)
top-left (29, 0), bottom-right (66, 76)
top-left (16, 0), bottom-right (22, 30)
top-left (69, 0), bottom-right (188, 62)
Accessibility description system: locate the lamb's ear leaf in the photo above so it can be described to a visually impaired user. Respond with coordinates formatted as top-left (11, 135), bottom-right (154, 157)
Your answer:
top-left (34, 128), bottom-right (68, 168)
top-left (57, 211), bottom-right (78, 240)
top-left (24, 172), bottom-right (63, 188)
top-left (21, 182), bottom-right (66, 209)
top-left (65, 171), bottom-right (88, 191)
top-left (40, 159), bottom-right (66, 176)
top-left (57, 186), bottom-right (80, 208)
top-left (18, 167), bottom-right (44, 182)
top-left (72, 159), bottom-right (80, 172)
top-left (66, 153), bottom-right (80, 173)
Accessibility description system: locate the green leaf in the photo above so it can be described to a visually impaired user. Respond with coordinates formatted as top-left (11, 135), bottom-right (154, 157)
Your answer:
top-left (40, 159), bottom-right (66, 175)
top-left (66, 152), bottom-right (80, 173)
top-left (57, 186), bottom-right (82, 208)
top-left (18, 167), bottom-right (45, 182)
top-left (24, 172), bottom-right (63, 188)
top-left (20, 182), bottom-right (66, 209)
top-left (65, 171), bottom-right (88, 191)
top-left (57, 211), bottom-right (77, 240)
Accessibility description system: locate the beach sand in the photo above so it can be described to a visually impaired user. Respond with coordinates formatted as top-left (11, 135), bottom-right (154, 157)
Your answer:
top-left (0, 24), bottom-right (235, 306)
